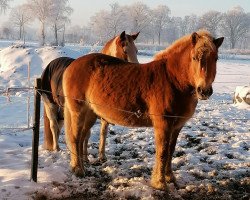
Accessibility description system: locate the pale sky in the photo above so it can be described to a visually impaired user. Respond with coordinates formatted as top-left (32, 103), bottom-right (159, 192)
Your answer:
top-left (1, 0), bottom-right (250, 26)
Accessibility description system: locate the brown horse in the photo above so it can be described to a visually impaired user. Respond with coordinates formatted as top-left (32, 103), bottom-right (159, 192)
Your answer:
top-left (62, 30), bottom-right (223, 190)
top-left (84, 31), bottom-right (139, 162)
top-left (41, 31), bottom-right (139, 152)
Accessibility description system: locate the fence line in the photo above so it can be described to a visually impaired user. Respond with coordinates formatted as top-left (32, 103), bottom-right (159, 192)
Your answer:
top-left (36, 88), bottom-right (250, 121)
top-left (0, 82), bottom-right (249, 134)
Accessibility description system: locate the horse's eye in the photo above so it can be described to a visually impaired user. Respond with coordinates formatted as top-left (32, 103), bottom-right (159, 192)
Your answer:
top-left (215, 57), bottom-right (218, 61)
top-left (124, 50), bottom-right (127, 54)
top-left (192, 57), bottom-right (196, 61)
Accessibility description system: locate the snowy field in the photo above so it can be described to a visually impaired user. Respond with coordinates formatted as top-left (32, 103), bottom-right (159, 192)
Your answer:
top-left (0, 41), bottom-right (249, 200)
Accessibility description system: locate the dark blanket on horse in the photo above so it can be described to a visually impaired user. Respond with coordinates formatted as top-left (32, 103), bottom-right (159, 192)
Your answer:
top-left (41, 57), bottom-right (75, 106)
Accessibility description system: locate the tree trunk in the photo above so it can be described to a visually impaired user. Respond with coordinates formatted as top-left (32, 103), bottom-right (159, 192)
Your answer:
top-left (19, 26), bottom-right (22, 40)
top-left (41, 22), bottom-right (45, 46)
top-left (61, 24), bottom-right (65, 47)
top-left (22, 25), bottom-right (25, 45)
top-left (158, 32), bottom-right (161, 45)
top-left (54, 23), bottom-right (58, 46)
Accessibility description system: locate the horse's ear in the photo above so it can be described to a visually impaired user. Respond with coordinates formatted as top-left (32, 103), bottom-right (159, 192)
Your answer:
top-left (120, 31), bottom-right (126, 41)
top-left (191, 32), bottom-right (199, 46)
top-left (132, 32), bottom-right (140, 40)
top-left (213, 37), bottom-right (224, 48)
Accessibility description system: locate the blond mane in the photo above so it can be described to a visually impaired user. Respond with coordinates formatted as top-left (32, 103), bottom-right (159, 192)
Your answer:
top-left (154, 30), bottom-right (215, 61)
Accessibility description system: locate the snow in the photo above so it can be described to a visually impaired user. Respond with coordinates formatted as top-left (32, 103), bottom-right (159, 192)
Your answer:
top-left (0, 41), bottom-right (249, 199)
top-left (234, 86), bottom-right (250, 109)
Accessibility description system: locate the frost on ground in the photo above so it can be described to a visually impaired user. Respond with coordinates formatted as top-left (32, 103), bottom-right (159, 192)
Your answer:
top-left (0, 94), bottom-right (249, 200)
top-left (0, 44), bottom-right (249, 200)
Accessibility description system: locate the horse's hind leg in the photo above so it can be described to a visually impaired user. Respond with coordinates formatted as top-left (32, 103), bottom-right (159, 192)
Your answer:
top-left (43, 107), bottom-right (53, 150)
top-left (42, 95), bottom-right (60, 151)
top-left (64, 105), bottom-right (85, 176)
top-left (64, 103), bottom-right (97, 177)
top-left (83, 130), bottom-right (91, 163)
top-left (98, 119), bottom-right (109, 162)
top-left (81, 110), bottom-right (97, 164)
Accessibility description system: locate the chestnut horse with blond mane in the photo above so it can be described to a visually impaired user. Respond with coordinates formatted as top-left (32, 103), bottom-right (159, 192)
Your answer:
top-left (41, 31), bottom-right (139, 154)
top-left (62, 30), bottom-right (223, 190)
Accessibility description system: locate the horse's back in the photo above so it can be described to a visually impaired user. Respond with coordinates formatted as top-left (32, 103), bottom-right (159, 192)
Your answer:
top-left (63, 53), bottom-right (161, 126)
top-left (41, 57), bottom-right (75, 104)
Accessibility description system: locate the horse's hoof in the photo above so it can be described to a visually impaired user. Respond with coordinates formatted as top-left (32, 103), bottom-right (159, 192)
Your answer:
top-left (71, 166), bottom-right (85, 177)
top-left (83, 159), bottom-right (90, 164)
top-left (98, 156), bottom-right (107, 163)
top-left (53, 146), bottom-right (60, 152)
top-left (166, 174), bottom-right (179, 189)
top-left (150, 179), bottom-right (168, 191)
top-left (92, 158), bottom-right (106, 166)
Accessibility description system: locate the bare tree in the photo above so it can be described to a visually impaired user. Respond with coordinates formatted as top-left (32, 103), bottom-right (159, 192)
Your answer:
top-left (90, 9), bottom-right (111, 43)
top-left (108, 3), bottom-right (127, 37)
top-left (27, 0), bottom-right (54, 46)
top-left (91, 3), bottom-right (126, 44)
top-left (0, 0), bottom-right (12, 14)
top-left (199, 11), bottom-right (222, 36)
top-left (65, 25), bottom-right (82, 43)
top-left (152, 5), bottom-right (170, 45)
top-left (127, 2), bottom-right (151, 33)
top-left (221, 6), bottom-right (250, 49)
top-left (9, 4), bottom-right (33, 43)
top-left (180, 14), bottom-right (199, 36)
top-left (165, 17), bottom-right (182, 44)
top-left (0, 22), bottom-right (14, 39)
top-left (49, 0), bottom-right (72, 46)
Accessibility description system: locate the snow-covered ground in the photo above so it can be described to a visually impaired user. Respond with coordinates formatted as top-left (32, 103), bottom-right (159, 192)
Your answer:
top-left (0, 41), bottom-right (249, 200)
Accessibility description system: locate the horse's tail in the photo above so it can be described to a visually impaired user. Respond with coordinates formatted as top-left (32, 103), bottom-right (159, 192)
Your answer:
top-left (43, 106), bottom-right (54, 150)
top-left (64, 101), bottom-right (72, 151)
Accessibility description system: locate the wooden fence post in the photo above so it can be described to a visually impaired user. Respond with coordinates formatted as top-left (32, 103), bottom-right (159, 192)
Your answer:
top-left (30, 78), bottom-right (41, 182)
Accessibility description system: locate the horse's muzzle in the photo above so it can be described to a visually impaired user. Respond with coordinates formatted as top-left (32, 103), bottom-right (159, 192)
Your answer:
top-left (197, 86), bottom-right (213, 100)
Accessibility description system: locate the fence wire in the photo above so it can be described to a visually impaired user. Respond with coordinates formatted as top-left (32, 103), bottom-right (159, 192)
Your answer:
top-left (0, 80), bottom-right (249, 135)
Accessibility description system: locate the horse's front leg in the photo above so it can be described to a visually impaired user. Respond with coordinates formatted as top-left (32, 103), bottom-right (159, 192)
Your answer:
top-left (151, 121), bottom-right (171, 191)
top-left (165, 128), bottom-right (182, 187)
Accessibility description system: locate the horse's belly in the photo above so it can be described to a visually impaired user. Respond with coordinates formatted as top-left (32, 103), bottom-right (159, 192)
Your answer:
top-left (90, 104), bottom-right (152, 127)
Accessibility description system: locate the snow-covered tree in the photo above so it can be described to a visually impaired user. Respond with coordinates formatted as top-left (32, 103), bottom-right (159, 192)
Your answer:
top-left (199, 11), bottom-right (222, 37)
top-left (180, 14), bottom-right (199, 36)
top-left (108, 3), bottom-right (127, 38)
top-left (49, 0), bottom-right (72, 46)
top-left (152, 5), bottom-right (170, 45)
top-left (0, 22), bottom-right (14, 39)
top-left (91, 3), bottom-right (127, 44)
top-left (9, 4), bottom-right (33, 43)
top-left (220, 6), bottom-right (250, 49)
top-left (127, 2), bottom-right (151, 33)
top-left (165, 16), bottom-right (182, 44)
top-left (27, 0), bottom-right (54, 46)
top-left (0, 0), bottom-right (12, 14)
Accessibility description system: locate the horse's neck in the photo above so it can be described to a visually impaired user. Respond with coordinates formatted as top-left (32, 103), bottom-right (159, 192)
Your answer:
top-left (164, 46), bottom-right (193, 92)
top-left (102, 37), bottom-right (118, 57)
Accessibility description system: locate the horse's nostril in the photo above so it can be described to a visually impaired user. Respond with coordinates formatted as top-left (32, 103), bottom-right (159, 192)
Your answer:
top-left (208, 87), bottom-right (213, 96)
top-left (197, 86), bottom-right (202, 93)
